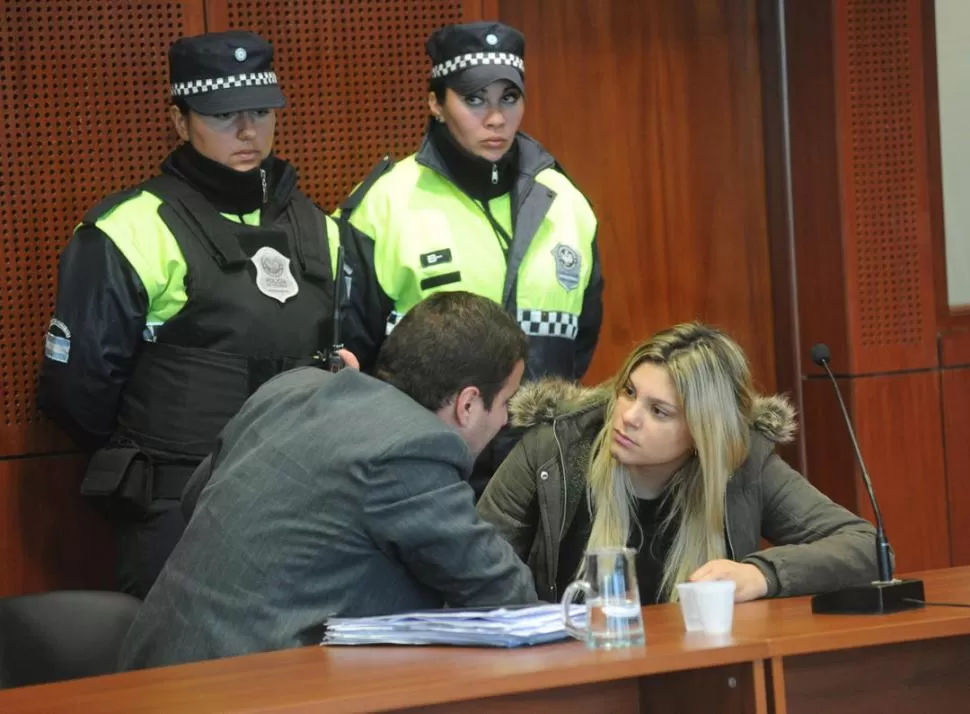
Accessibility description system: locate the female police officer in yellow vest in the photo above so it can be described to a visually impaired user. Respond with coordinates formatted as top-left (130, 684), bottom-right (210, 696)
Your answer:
top-left (38, 31), bottom-right (366, 598)
top-left (341, 21), bottom-right (604, 494)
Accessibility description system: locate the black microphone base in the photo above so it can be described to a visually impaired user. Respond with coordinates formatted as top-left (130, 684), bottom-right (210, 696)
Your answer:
top-left (811, 578), bottom-right (925, 614)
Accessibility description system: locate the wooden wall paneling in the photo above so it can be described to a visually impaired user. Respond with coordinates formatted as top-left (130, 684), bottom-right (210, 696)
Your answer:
top-left (0, 1), bottom-right (205, 595)
top-left (925, 1), bottom-right (970, 568)
top-left (833, 0), bottom-right (937, 375)
top-left (802, 371), bottom-right (949, 572)
top-left (0, 0), bottom-right (204, 458)
top-left (757, 0), bottom-right (805, 471)
top-left (851, 371), bottom-right (949, 570)
top-left (473, 0), bottom-right (500, 21)
top-left (941, 366), bottom-right (970, 566)
top-left (205, 0), bottom-right (466, 212)
top-left (786, 0), bottom-right (949, 568)
top-left (784, 0), bottom-right (850, 376)
top-left (788, 0), bottom-right (938, 377)
top-left (798, 377), bottom-right (860, 514)
top-left (0, 456), bottom-right (113, 596)
top-left (940, 329), bottom-right (970, 367)
top-left (496, 1), bottom-right (777, 391)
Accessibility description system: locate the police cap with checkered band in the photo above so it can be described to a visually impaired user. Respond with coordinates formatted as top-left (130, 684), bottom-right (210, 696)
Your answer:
top-left (426, 22), bottom-right (525, 95)
top-left (169, 30), bottom-right (287, 115)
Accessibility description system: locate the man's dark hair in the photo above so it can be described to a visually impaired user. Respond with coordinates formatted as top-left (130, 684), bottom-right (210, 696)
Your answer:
top-left (172, 97), bottom-right (191, 115)
top-left (375, 291), bottom-right (529, 412)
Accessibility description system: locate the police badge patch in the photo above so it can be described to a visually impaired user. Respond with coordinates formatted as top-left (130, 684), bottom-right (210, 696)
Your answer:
top-left (251, 246), bottom-right (299, 303)
top-left (551, 243), bottom-right (581, 291)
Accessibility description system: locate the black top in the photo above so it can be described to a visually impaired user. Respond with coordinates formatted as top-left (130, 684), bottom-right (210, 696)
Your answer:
top-left (167, 143), bottom-right (287, 217)
top-left (631, 496), bottom-right (675, 605)
top-left (556, 493), bottom-right (592, 597)
top-left (557, 491), bottom-right (675, 605)
top-left (428, 121), bottom-right (518, 202)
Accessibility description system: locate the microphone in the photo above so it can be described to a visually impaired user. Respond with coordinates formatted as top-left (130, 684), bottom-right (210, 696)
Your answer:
top-left (807, 343), bottom-right (925, 614)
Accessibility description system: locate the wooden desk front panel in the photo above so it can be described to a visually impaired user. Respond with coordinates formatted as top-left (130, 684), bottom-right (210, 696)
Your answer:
top-left (401, 661), bottom-right (767, 714)
top-left (0, 625), bottom-right (769, 714)
top-left (778, 635), bottom-right (970, 714)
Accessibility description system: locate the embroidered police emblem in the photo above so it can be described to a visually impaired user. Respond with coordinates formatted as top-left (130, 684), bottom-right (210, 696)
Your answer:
top-left (251, 246), bottom-right (299, 303)
top-left (551, 243), bottom-right (581, 291)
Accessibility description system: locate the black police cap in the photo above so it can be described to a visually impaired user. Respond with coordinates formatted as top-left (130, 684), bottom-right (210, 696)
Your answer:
top-left (426, 22), bottom-right (525, 95)
top-left (169, 30), bottom-right (287, 115)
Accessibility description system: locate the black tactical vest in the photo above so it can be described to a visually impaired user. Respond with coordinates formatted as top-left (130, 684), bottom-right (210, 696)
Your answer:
top-left (111, 174), bottom-right (336, 469)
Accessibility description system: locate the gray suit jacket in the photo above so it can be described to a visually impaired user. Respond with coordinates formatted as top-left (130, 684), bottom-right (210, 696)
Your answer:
top-left (118, 367), bottom-right (536, 670)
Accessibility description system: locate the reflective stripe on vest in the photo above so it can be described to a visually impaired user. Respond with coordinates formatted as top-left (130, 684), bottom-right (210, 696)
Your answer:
top-left (89, 189), bottom-right (342, 332)
top-left (386, 307), bottom-right (578, 340)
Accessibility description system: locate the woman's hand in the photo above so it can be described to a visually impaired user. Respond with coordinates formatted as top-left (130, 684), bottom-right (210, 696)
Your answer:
top-left (689, 560), bottom-right (768, 602)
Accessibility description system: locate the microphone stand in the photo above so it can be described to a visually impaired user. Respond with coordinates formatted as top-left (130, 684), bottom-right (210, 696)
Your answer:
top-left (809, 345), bottom-right (925, 614)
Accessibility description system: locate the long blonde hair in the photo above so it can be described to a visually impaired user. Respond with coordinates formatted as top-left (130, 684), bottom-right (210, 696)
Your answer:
top-left (584, 323), bottom-right (755, 602)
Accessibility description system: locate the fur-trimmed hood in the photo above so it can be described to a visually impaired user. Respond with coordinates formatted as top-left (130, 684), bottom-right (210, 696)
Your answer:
top-left (510, 378), bottom-right (797, 444)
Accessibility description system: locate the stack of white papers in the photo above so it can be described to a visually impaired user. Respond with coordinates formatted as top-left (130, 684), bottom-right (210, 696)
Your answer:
top-left (321, 604), bottom-right (582, 648)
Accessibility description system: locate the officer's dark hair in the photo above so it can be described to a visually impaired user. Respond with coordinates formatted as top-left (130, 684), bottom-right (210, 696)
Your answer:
top-left (172, 97), bottom-right (191, 115)
top-left (375, 291), bottom-right (529, 412)
top-left (429, 79), bottom-right (447, 104)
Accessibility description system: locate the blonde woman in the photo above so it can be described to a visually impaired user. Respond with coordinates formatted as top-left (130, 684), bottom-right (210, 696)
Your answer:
top-left (477, 323), bottom-right (878, 604)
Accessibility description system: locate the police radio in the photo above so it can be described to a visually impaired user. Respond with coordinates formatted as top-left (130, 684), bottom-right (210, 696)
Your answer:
top-left (327, 245), bottom-right (346, 373)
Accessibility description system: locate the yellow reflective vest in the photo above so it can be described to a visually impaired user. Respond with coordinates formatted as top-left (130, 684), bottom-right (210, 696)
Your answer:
top-left (345, 132), bottom-right (603, 380)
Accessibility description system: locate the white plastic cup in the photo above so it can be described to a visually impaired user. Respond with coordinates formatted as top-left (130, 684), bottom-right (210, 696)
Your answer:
top-left (676, 581), bottom-right (736, 634)
top-left (675, 583), bottom-right (704, 632)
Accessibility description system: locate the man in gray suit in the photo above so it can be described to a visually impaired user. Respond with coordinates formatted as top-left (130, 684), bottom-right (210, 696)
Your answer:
top-left (118, 291), bottom-right (536, 669)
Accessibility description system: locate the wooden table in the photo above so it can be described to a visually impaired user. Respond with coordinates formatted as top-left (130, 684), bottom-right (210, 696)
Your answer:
top-left (2, 567), bottom-right (969, 713)
top-left (0, 607), bottom-right (768, 713)
top-left (734, 566), bottom-right (970, 714)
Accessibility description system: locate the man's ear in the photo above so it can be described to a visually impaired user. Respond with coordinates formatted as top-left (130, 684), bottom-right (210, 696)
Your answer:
top-left (453, 385), bottom-right (481, 427)
top-left (170, 105), bottom-right (190, 142)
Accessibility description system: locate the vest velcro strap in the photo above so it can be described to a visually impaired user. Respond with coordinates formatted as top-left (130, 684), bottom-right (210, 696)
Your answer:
top-left (247, 355), bottom-right (287, 394)
top-left (142, 174), bottom-right (251, 268)
top-left (117, 343), bottom-right (308, 461)
top-left (152, 462), bottom-right (198, 500)
top-left (82, 188), bottom-right (141, 225)
top-left (339, 155), bottom-right (394, 217)
top-left (287, 195), bottom-right (331, 283)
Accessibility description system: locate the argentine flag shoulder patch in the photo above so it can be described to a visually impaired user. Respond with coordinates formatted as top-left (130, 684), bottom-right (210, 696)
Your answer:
top-left (44, 318), bottom-right (71, 364)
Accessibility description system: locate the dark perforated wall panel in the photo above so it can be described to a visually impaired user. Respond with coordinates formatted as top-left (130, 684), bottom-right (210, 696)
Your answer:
top-left (0, 1), bottom-right (203, 456)
top-left (214, 0), bottom-right (464, 210)
top-left (0, 1), bottom-right (470, 456)
top-left (837, 0), bottom-right (936, 373)
top-left (846, 0), bottom-right (925, 348)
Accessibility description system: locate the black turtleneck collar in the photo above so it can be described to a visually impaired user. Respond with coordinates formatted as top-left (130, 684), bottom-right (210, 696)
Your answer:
top-left (429, 121), bottom-right (518, 202)
top-left (163, 143), bottom-right (291, 217)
